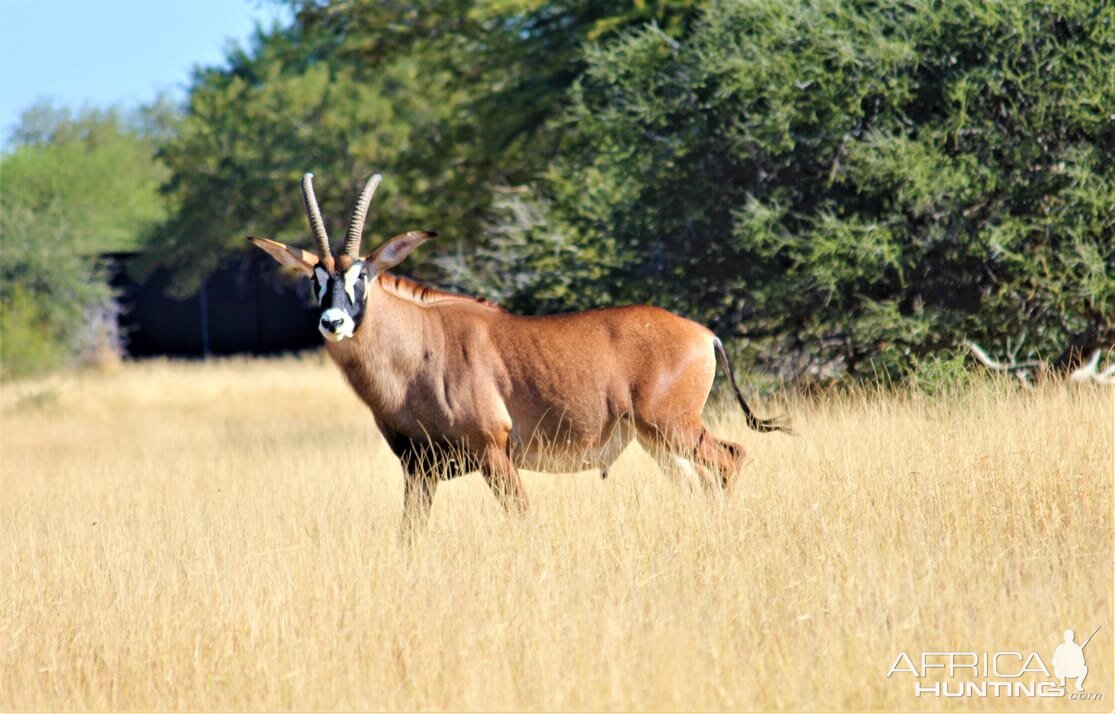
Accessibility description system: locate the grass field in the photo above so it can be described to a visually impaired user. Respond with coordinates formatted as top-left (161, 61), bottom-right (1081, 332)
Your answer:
top-left (1, 354), bottom-right (1111, 711)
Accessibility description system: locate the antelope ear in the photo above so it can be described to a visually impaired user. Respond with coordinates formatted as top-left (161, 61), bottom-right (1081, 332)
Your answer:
top-left (248, 236), bottom-right (319, 277)
top-left (367, 230), bottom-right (436, 274)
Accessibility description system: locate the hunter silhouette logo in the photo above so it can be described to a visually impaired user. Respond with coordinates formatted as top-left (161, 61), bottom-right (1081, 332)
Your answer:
top-left (1053, 627), bottom-right (1099, 693)
top-left (887, 626), bottom-right (1104, 700)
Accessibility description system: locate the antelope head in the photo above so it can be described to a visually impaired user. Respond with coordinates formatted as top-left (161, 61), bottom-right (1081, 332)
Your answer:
top-left (249, 173), bottom-right (435, 342)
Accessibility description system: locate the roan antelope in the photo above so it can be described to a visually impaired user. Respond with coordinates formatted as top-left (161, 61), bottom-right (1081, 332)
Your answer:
top-left (250, 173), bottom-right (788, 536)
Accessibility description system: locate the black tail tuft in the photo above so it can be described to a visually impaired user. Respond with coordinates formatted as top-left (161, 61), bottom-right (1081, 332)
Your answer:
top-left (713, 338), bottom-right (792, 435)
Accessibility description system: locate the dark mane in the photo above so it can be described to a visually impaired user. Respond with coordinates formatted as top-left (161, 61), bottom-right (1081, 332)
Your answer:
top-left (378, 273), bottom-right (502, 311)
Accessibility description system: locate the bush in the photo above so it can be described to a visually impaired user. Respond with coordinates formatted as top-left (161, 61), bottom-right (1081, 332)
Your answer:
top-left (0, 287), bottom-right (65, 378)
top-left (0, 102), bottom-right (165, 378)
top-left (465, 0), bottom-right (1114, 383)
top-left (0, 202), bottom-right (117, 379)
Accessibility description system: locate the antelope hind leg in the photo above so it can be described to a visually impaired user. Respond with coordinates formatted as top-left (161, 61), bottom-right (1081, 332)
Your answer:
top-left (694, 428), bottom-right (748, 491)
top-left (636, 427), bottom-right (711, 493)
top-left (638, 424), bottom-right (746, 493)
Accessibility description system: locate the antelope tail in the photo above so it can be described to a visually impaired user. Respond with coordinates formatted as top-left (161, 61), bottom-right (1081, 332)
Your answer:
top-left (713, 338), bottom-right (791, 434)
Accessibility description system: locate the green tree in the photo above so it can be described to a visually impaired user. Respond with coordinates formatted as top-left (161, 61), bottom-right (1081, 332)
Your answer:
top-left (471, 0), bottom-right (1114, 380)
top-left (1, 101), bottom-right (173, 377)
top-left (146, 0), bottom-right (702, 292)
top-left (3, 100), bottom-right (173, 253)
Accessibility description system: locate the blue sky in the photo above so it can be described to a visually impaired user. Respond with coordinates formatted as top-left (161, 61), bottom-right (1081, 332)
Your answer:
top-left (0, 0), bottom-right (289, 144)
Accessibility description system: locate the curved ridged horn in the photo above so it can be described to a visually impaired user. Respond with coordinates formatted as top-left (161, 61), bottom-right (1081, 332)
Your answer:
top-left (301, 173), bottom-right (332, 258)
top-left (342, 173), bottom-right (382, 258)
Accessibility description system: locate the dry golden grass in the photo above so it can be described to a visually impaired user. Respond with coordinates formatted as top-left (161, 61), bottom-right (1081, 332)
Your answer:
top-left (0, 354), bottom-right (1111, 711)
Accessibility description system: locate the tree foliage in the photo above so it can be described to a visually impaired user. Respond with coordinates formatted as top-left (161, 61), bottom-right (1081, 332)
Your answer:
top-left (130, 0), bottom-right (1115, 381)
top-left (146, 0), bottom-right (701, 292)
top-left (3, 101), bottom-right (173, 253)
top-left (0, 102), bottom-right (172, 377)
top-left (468, 0), bottom-right (1114, 379)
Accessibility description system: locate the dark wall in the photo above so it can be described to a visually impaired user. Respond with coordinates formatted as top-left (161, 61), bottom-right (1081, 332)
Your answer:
top-left (105, 252), bottom-right (320, 358)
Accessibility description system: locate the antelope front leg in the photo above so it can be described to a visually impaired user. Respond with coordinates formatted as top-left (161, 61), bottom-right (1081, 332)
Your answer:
top-left (399, 472), bottom-right (438, 544)
top-left (479, 440), bottom-right (529, 514)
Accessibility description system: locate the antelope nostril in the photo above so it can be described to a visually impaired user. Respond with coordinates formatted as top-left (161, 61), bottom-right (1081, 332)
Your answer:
top-left (321, 317), bottom-right (345, 330)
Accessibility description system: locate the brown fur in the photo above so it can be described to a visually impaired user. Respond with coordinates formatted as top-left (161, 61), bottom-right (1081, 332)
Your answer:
top-left (378, 273), bottom-right (502, 310)
top-left (326, 274), bottom-right (760, 534)
top-left (250, 206), bottom-right (784, 539)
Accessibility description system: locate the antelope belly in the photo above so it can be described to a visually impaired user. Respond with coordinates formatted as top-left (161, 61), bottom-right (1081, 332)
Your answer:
top-left (511, 419), bottom-right (634, 473)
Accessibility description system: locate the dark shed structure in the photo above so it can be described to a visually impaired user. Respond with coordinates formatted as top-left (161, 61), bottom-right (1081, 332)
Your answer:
top-left (105, 252), bottom-right (319, 358)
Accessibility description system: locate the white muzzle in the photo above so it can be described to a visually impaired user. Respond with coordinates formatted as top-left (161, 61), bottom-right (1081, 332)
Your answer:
top-left (319, 308), bottom-right (355, 341)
